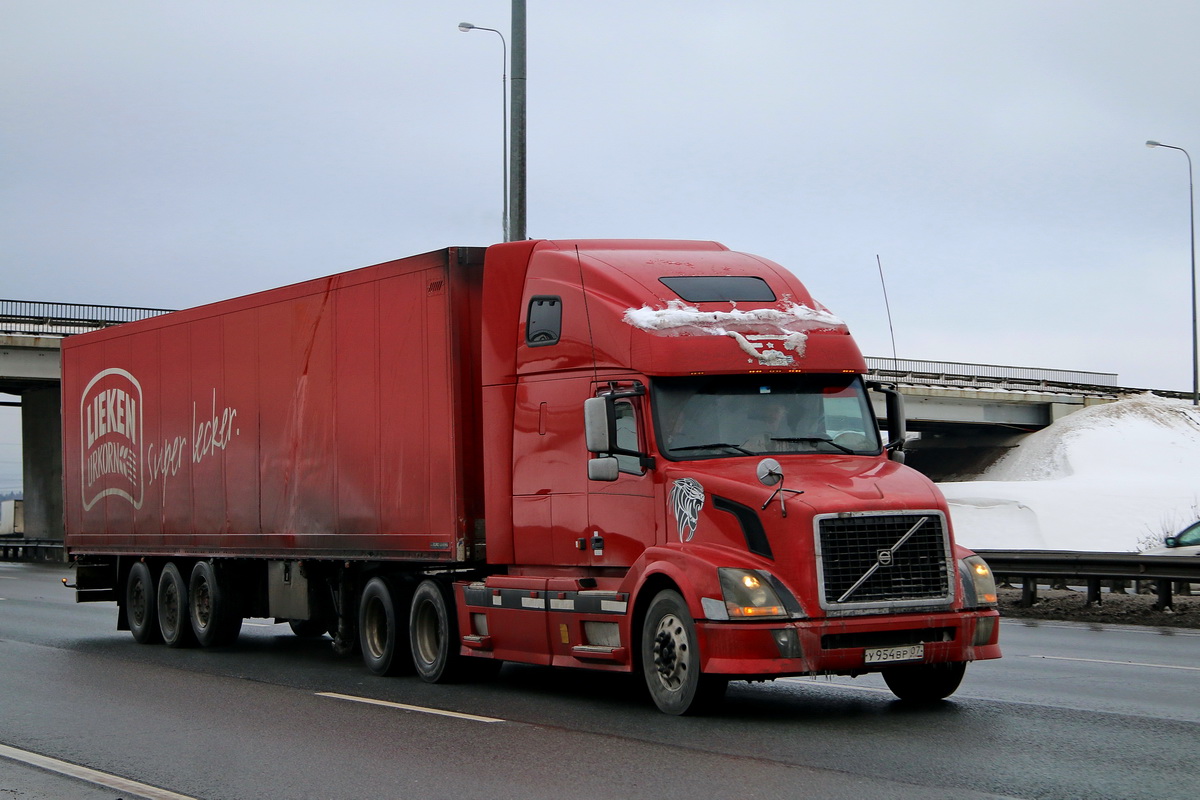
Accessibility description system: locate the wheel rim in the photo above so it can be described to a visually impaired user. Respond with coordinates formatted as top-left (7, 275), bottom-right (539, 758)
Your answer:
top-left (130, 578), bottom-right (148, 627)
top-left (413, 598), bottom-right (440, 667)
top-left (363, 595), bottom-right (388, 659)
top-left (651, 612), bottom-right (690, 693)
top-left (162, 581), bottom-right (180, 633)
top-left (193, 580), bottom-right (212, 629)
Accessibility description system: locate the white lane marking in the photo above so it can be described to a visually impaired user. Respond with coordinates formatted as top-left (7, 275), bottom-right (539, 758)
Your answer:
top-left (0, 742), bottom-right (198, 800)
top-left (1028, 654), bottom-right (1200, 672)
top-left (316, 691), bottom-right (505, 723)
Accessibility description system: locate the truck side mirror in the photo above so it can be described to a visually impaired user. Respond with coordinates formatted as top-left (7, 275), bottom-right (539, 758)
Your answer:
top-left (584, 397), bottom-right (611, 453)
top-left (588, 457), bottom-right (620, 482)
top-left (869, 382), bottom-right (907, 464)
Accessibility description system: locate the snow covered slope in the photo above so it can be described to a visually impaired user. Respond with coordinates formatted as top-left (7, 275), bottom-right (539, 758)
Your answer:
top-left (938, 394), bottom-right (1200, 552)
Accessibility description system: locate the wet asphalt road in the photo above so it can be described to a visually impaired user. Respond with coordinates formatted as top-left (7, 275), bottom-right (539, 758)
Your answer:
top-left (2, 561), bottom-right (1197, 800)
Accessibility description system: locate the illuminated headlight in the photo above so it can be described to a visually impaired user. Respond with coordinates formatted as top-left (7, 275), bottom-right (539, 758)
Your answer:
top-left (717, 568), bottom-right (789, 619)
top-left (960, 555), bottom-right (998, 608)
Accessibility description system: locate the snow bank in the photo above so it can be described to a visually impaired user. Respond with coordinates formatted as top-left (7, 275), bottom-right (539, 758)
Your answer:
top-left (938, 394), bottom-right (1200, 552)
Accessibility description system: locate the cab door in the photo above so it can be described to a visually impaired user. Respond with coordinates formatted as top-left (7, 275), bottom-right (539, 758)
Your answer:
top-left (584, 382), bottom-right (657, 566)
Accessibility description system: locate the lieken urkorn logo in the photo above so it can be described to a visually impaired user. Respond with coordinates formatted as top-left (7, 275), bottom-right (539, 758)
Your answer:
top-left (80, 368), bottom-right (144, 510)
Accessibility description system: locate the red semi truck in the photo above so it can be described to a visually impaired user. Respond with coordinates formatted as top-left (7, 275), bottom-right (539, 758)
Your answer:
top-left (64, 239), bottom-right (1000, 714)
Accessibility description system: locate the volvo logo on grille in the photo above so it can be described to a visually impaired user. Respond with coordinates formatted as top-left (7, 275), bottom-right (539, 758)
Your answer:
top-left (877, 548), bottom-right (894, 566)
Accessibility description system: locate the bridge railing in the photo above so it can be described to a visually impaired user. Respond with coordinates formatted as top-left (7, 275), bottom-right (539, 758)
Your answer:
top-left (975, 549), bottom-right (1198, 611)
top-left (0, 299), bottom-right (174, 337)
top-left (0, 537), bottom-right (65, 563)
top-left (866, 357), bottom-right (1121, 393)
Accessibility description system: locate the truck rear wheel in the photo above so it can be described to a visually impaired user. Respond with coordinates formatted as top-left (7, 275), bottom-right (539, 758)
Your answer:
top-left (358, 576), bottom-right (413, 676)
top-left (189, 561), bottom-right (243, 647)
top-left (125, 561), bottom-right (161, 644)
top-left (409, 579), bottom-right (463, 683)
top-left (157, 562), bottom-right (197, 648)
top-left (882, 661), bottom-right (967, 702)
top-left (641, 589), bottom-right (727, 715)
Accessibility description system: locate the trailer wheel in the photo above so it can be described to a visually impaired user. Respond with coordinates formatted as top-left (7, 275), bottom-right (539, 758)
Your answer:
top-left (189, 561), bottom-right (243, 648)
top-left (125, 561), bottom-right (161, 644)
top-left (882, 661), bottom-right (967, 702)
top-left (358, 577), bottom-right (413, 676)
top-left (409, 579), bottom-right (464, 683)
top-left (641, 589), bottom-right (727, 715)
top-left (157, 562), bottom-right (197, 648)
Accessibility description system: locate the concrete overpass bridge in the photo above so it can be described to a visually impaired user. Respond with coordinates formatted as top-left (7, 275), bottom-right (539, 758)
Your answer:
top-left (0, 299), bottom-right (1155, 538)
top-left (1, 301), bottom-right (171, 538)
top-left (863, 357), bottom-right (1129, 479)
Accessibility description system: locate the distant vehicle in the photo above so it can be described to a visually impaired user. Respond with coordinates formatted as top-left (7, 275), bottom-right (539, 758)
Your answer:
top-left (1143, 521), bottom-right (1200, 556)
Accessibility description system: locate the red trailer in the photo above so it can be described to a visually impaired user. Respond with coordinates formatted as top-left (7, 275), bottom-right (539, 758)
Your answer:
top-left (65, 240), bottom-right (1000, 714)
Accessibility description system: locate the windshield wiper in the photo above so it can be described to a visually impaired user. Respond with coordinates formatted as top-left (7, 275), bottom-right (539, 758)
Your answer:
top-left (770, 436), bottom-right (856, 454)
top-left (671, 442), bottom-right (756, 456)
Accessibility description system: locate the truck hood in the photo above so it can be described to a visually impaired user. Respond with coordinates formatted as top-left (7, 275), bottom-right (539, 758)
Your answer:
top-left (662, 455), bottom-right (948, 609)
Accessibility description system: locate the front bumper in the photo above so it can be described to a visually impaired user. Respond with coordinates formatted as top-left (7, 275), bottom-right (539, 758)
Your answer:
top-left (697, 608), bottom-right (1001, 678)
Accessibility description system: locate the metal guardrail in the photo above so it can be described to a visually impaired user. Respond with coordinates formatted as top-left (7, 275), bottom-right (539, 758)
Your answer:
top-left (0, 299), bottom-right (174, 337)
top-left (0, 537), bottom-right (65, 562)
top-left (976, 549), bottom-right (1200, 610)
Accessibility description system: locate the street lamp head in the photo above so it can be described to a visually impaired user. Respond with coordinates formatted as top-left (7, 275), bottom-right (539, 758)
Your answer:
top-left (1147, 140), bottom-right (1163, 148)
top-left (458, 22), bottom-right (476, 32)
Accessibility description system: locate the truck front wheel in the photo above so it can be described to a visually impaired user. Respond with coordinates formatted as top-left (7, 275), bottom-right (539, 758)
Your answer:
top-left (359, 577), bottom-right (412, 676)
top-left (882, 661), bottom-right (967, 702)
top-left (157, 562), bottom-right (197, 648)
top-left (125, 561), bottom-right (161, 644)
top-left (641, 590), bottom-right (727, 715)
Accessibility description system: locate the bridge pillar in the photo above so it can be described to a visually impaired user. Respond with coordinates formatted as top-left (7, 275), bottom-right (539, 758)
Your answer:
top-left (21, 386), bottom-right (62, 540)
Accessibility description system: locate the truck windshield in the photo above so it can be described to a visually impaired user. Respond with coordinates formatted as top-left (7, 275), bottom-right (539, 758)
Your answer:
top-left (652, 374), bottom-right (882, 459)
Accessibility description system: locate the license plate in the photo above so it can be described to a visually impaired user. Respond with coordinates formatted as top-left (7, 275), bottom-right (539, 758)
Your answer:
top-left (864, 644), bottom-right (924, 664)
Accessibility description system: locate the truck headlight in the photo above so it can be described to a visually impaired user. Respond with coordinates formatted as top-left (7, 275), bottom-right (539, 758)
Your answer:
top-left (718, 568), bottom-right (789, 619)
top-left (960, 555), bottom-right (998, 608)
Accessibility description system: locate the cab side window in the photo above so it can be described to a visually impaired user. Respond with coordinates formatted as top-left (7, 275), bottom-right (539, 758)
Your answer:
top-left (526, 296), bottom-right (562, 346)
top-left (613, 399), bottom-right (644, 475)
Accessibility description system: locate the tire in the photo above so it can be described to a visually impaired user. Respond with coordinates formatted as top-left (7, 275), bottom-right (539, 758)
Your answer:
top-left (157, 562), bottom-right (197, 648)
top-left (882, 661), bottom-right (967, 702)
top-left (641, 590), bottom-right (727, 715)
top-left (125, 561), bottom-right (162, 644)
top-left (358, 576), bottom-right (413, 676)
top-left (409, 579), bottom-right (465, 683)
top-left (288, 619), bottom-right (332, 638)
top-left (189, 560), bottom-right (243, 647)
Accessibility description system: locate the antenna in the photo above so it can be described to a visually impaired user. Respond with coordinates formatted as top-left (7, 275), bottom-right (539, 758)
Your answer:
top-left (876, 254), bottom-right (898, 362)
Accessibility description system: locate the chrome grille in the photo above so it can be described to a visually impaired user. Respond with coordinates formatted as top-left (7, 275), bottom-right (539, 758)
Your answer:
top-left (815, 512), bottom-right (952, 611)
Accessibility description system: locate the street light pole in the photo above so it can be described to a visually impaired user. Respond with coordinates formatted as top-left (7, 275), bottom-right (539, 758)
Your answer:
top-left (458, 22), bottom-right (509, 241)
top-left (1147, 139), bottom-right (1199, 406)
top-left (510, 0), bottom-right (527, 241)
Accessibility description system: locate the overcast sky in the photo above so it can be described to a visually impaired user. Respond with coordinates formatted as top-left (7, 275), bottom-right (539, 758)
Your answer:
top-left (3, 1), bottom-right (1200, 492)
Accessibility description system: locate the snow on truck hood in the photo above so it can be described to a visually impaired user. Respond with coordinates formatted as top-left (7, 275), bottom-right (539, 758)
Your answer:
top-left (622, 300), bottom-right (847, 364)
